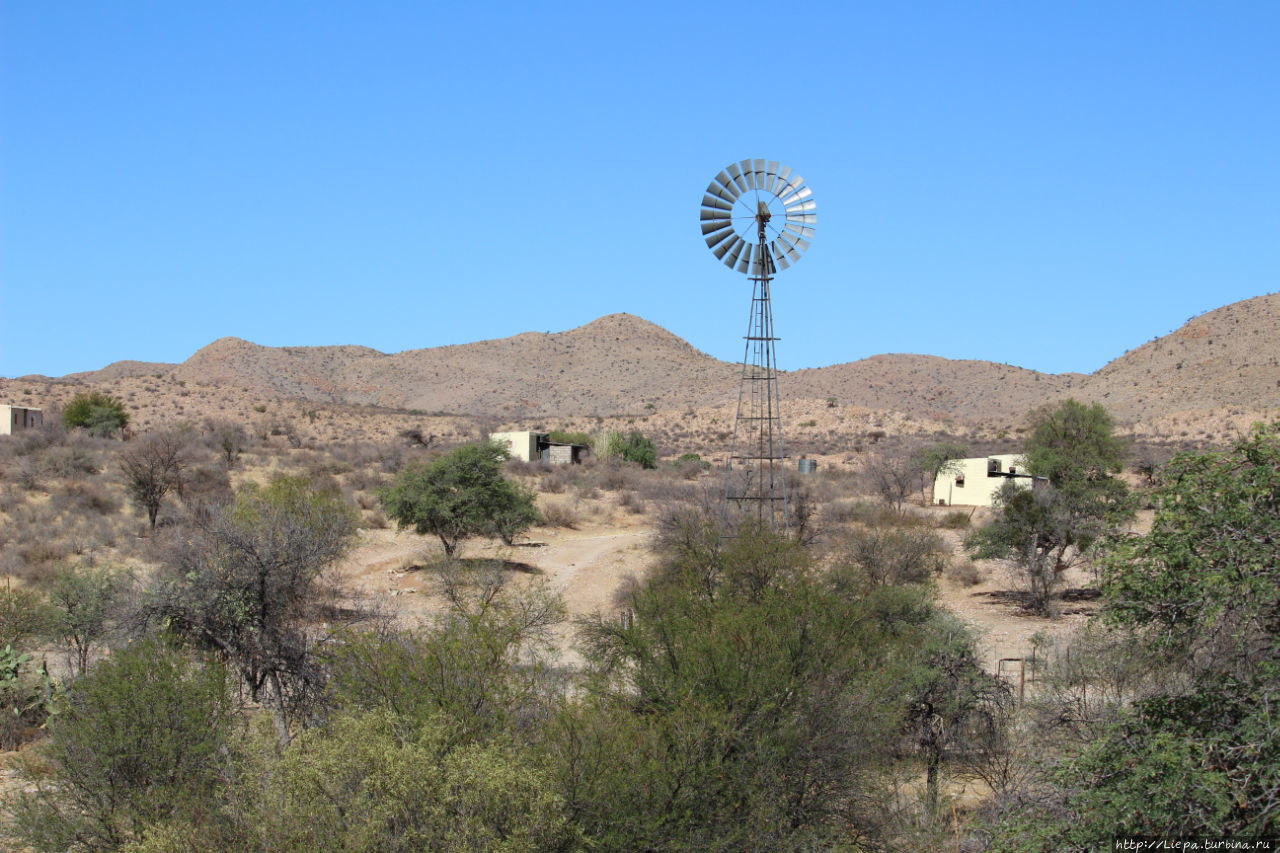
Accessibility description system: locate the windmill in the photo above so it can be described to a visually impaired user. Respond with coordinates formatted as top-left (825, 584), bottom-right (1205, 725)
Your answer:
top-left (700, 159), bottom-right (817, 535)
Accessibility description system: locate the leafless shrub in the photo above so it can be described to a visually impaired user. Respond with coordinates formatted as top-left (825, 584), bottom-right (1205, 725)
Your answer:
top-left (947, 559), bottom-right (985, 587)
top-left (49, 480), bottom-right (119, 516)
top-left (833, 526), bottom-right (947, 587)
top-left (863, 452), bottom-right (916, 513)
top-left (618, 490), bottom-right (646, 515)
top-left (600, 464), bottom-right (639, 492)
top-left (346, 467), bottom-right (389, 493)
top-left (540, 500), bottom-right (580, 529)
top-left (363, 508), bottom-right (389, 529)
top-left (41, 444), bottom-right (101, 478)
top-left (936, 509), bottom-right (973, 529)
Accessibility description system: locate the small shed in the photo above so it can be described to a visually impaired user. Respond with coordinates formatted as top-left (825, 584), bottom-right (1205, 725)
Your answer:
top-left (490, 431), bottom-right (588, 465)
top-left (0, 405), bottom-right (43, 436)
top-left (933, 454), bottom-right (1029, 507)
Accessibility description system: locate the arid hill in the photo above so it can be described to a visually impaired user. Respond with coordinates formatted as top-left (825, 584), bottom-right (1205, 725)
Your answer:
top-left (30, 292), bottom-right (1280, 426)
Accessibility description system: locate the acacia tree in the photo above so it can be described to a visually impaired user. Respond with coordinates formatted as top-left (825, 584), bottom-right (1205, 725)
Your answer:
top-left (865, 451), bottom-right (916, 513)
top-left (151, 475), bottom-right (356, 745)
top-left (910, 440), bottom-right (969, 505)
top-left (120, 430), bottom-right (187, 529)
top-left (378, 441), bottom-right (540, 556)
top-left (967, 400), bottom-right (1133, 614)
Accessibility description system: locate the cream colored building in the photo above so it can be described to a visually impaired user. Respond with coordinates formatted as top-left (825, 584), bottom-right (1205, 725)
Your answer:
top-left (932, 454), bottom-right (1029, 507)
top-left (0, 405), bottom-right (43, 436)
top-left (490, 431), bottom-right (541, 462)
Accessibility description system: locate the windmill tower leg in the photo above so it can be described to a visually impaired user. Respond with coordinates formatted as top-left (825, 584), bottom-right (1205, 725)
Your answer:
top-left (722, 230), bottom-right (789, 536)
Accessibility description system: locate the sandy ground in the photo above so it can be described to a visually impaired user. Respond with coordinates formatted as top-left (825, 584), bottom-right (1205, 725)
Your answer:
top-left (334, 512), bottom-right (1094, 677)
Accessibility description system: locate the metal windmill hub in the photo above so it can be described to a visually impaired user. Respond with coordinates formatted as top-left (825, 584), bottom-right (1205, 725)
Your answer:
top-left (699, 159), bottom-right (817, 536)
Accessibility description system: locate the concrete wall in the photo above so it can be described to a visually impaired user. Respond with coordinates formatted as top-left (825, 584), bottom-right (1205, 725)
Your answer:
top-left (490, 431), bottom-right (539, 462)
top-left (932, 454), bottom-right (1027, 507)
top-left (0, 405), bottom-right (43, 436)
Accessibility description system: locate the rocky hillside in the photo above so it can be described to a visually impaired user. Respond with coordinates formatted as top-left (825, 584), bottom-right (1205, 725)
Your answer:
top-left (32, 293), bottom-right (1280, 426)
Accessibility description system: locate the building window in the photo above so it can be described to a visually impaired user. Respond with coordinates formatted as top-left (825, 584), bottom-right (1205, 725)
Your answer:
top-left (955, 475), bottom-right (965, 488)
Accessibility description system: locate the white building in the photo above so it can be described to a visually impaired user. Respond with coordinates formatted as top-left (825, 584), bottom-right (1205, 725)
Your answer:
top-left (0, 405), bottom-right (43, 436)
top-left (932, 454), bottom-right (1030, 507)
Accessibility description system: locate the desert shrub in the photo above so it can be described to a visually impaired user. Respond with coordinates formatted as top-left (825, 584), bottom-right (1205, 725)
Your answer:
top-left (62, 390), bottom-right (129, 437)
top-left (946, 559), bottom-right (985, 587)
top-left (538, 469), bottom-right (568, 494)
top-left (674, 453), bottom-right (709, 479)
top-left (617, 490), bottom-right (646, 515)
top-left (346, 466), bottom-right (389, 493)
top-left (540, 500), bottom-right (580, 529)
top-left (824, 499), bottom-right (925, 529)
top-left (0, 643), bottom-right (55, 750)
top-left (8, 637), bottom-right (234, 852)
top-left (50, 480), bottom-right (119, 516)
top-left (363, 508), bottom-right (389, 529)
top-left (40, 444), bottom-right (101, 477)
top-left (600, 464), bottom-right (638, 492)
top-left (834, 526), bottom-right (947, 587)
top-left (181, 463), bottom-right (233, 515)
top-left (936, 509), bottom-right (973, 529)
top-left (0, 582), bottom-right (57, 649)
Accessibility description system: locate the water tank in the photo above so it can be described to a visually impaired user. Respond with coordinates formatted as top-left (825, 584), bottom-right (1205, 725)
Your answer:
top-left (797, 459), bottom-right (818, 474)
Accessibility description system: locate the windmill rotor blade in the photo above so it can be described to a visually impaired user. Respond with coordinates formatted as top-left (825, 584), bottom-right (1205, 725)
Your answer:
top-left (701, 208), bottom-right (731, 221)
top-left (735, 244), bottom-right (753, 274)
top-left (727, 162), bottom-right (749, 193)
top-left (724, 238), bottom-right (749, 269)
top-left (711, 172), bottom-right (740, 200)
top-left (706, 181), bottom-right (735, 203)
top-left (784, 214), bottom-right (817, 228)
top-left (792, 237), bottom-right (811, 252)
top-left (751, 159), bottom-right (767, 190)
top-left (702, 193), bottom-right (733, 212)
top-left (765, 160), bottom-right (780, 193)
top-left (776, 235), bottom-right (802, 261)
top-left (702, 218), bottom-right (733, 235)
top-left (774, 177), bottom-right (801, 200)
top-left (704, 226), bottom-right (735, 248)
top-left (771, 243), bottom-right (792, 270)
top-left (780, 185), bottom-right (813, 206)
top-left (715, 234), bottom-right (743, 261)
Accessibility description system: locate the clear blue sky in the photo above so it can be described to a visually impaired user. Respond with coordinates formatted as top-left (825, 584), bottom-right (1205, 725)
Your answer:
top-left (3, 2), bottom-right (1277, 379)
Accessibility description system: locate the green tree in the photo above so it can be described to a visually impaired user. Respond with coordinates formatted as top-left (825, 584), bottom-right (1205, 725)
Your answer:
top-left (566, 518), bottom-right (946, 850)
top-left (379, 441), bottom-right (540, 556)
top-left (8, 637), bottom-right (233, 853)
top-left (62, 390), bottom-right (130, 438)
top-left (1024, 398), bottom-right (1128, 486)
top-left (910, 440), bottom-right (969, 504)
top-left (967, 400), bottom-right (1134, 614)
top-left (48, 564), bottom-right (127, 678)
top-left (618, 432), bottom-right (656, 468)
top-left (247, 710), bottom-right (578, 853)
top-left (988, 420), bottom-right (1280, 848)
top-left (150, 475), bottom-right (356, 745)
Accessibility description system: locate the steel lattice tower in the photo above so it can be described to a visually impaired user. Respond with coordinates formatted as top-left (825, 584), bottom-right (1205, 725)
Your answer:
top-left (699, 159), bottom-right (816, 537)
